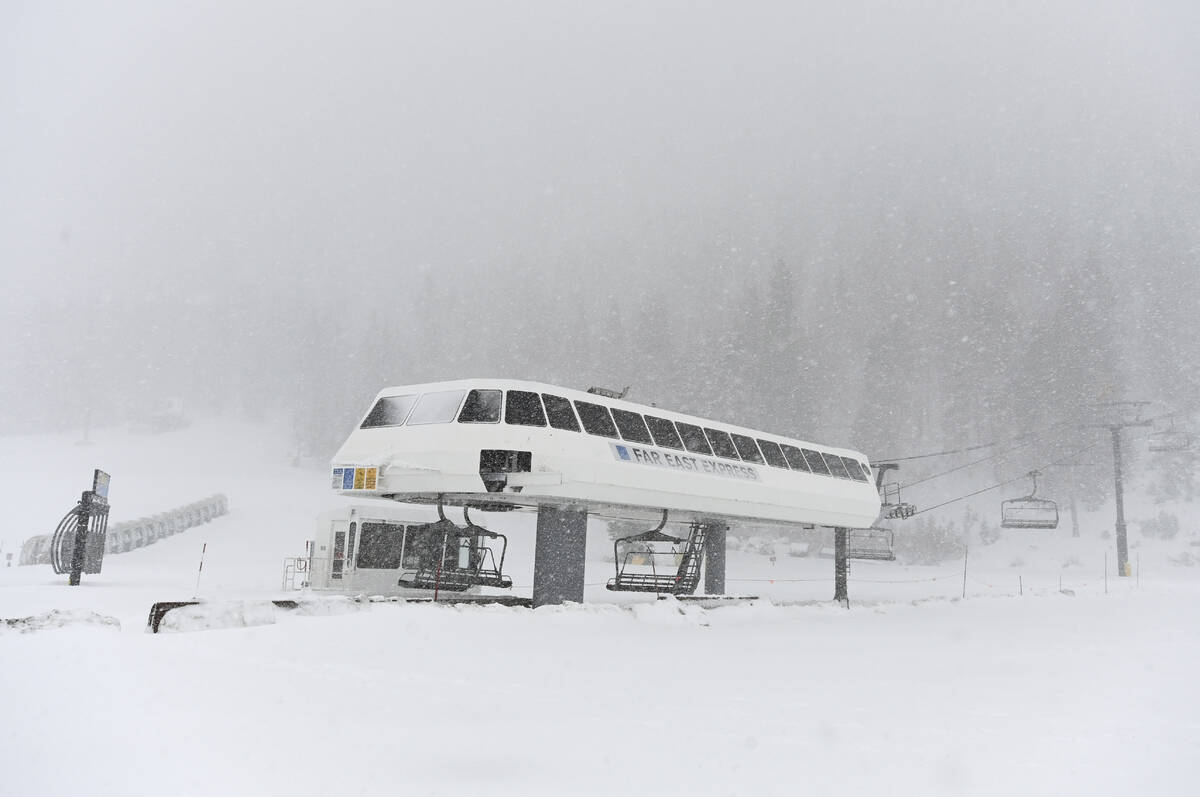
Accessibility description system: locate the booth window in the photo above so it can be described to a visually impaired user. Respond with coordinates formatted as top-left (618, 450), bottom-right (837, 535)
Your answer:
top-left (357, 522), bottom-right (405, 569)
top-left (781, 445), bottom-right (811, 472)
top-left (731, 434), bottom-right (765, 464)
top-left (825, 455), bottom-right (852, 479)
top-left (704, 428), bottom-right (740, 460)
top-left (542, 394), bottom-right (581, 431)
top-left (506, 390), bottom-right (547, 426)
top-left (407, 390), bottom-right (467, 425)
top-left (360, 395), bottom-right (417, 428)
top-left (612, 409), bottom-right (654, 445)
top-left (757, 439), bottom-right (789, 468)
top-left (802, 449), bottom-right (832, 475)
top-left (458, 389), bottom-right (502, 423)
top-left (842, 457), bottom-right (869, 482)
top-left (574, 401), bottom-right (619, 438)
top-left (677, 423), bottom-right (713, 455)
top-left (645, 416), bottom-right (684, 449)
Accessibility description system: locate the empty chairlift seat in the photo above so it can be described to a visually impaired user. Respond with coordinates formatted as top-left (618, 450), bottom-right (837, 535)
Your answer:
top-left (606, 513), bottom-right (707, 596)
top-left (1148, 418), bottom-right (1191, 453)
top-left (396, 507), bottom-right (512, 592)
top-left (847, 528), bottom-right (895, 561)
top-left (1000, 471), bottom-right (1058, 530)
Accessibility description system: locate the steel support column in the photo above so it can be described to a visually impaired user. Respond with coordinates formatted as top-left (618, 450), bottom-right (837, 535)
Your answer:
top-left (703, 523), bottom-right (727, 595)
top-left (1111, 426), bottom-right (1130, 577)
top-left (833, 527), bottom-right (849, 607)
top-left (532, 506), bottom-right (588, 607)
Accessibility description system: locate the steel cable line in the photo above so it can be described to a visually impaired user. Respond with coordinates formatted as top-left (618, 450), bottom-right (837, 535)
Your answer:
top-left (911, 440), bottom-right (1104, 516)
top-left (893, 405), bottom-right (1185, 500)
top-left (876, 405), bottom-right (1181, 466)
top-left (874, 419), bottom-right (1078, 463)
top-left (901, 433), bottom-right (1050, 489)
top-left (896, 419), bottom-right (1092, 491)
top-left (868, 420), bottom-right (1075, 463)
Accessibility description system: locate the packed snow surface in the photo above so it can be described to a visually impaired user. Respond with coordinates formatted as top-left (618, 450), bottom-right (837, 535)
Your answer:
top-left (2, 421), bottom-right (1198, 796)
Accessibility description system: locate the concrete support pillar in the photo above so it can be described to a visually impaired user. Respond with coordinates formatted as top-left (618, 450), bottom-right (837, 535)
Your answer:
top-left (703, 523), bottom-right (727, 595)
top-left (532, 506), bottom-right (588, 608)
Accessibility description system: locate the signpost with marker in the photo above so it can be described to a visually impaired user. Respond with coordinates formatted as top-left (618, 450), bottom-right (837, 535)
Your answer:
top-left (68, 469), bottom-right (111, 586)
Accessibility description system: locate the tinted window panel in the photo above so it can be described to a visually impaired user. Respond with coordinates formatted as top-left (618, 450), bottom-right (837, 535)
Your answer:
top-left (458, 389), bottom-right (502, 423)
top-left (645, 416), bottom-right (684, 449)
top-left (611, 409), bottom-right (653, 444)
top-left (705, 428), bottom-right (740, 459)
top-left (360, 395), bottom-right (417, 428)
top-left (407, 390), bottom-right (467, 425)
top-left (842, 457), bottom-right (869, 482)
top-left (803, 448), bottom-right (832, 475)
top-left (505, 390), bottom-right (547, 426)
top-left (732, 434), bottom-right (765, 463)
top-left (542, 394), bottom-right (580, 431)
top-left (574, 401), bottom-right (619, 438)
top-left (357, 522), bottom-right (405, 569)
top-left (402, 525), bottom-right (444, 570)
top-left (758, 440), bottom-right (789, 469)
top-left (826, 455), bottom-right (851, 479)
top-left (781, 445), bottom-right (811, 471)
top-left (677, 423), bottom-right (713, 455)
top-left (859, 461), bottom-right (873, 481)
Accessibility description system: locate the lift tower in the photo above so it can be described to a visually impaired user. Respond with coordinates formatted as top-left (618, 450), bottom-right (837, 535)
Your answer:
top-left (1086, 402), bottom-right (1152, 578)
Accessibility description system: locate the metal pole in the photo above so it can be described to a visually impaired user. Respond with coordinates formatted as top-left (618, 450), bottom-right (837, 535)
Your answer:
top-left (962, 543), bottom-right (968, 599)
top-left (194, 543), bottom-right (207, 595)
top-left (833, 528), bottom-right (849, 607)
top-left (1111, 426), bottom-right (1130, 577)
top-left (434, 531), bottom-right (447, 602)
top-left (1104, 552), bottom-right (1108, 594)
top-left (68, 491), bottom-right (92, 586)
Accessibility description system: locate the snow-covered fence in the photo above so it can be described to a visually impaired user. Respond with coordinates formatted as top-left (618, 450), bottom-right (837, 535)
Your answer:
top-left (18, 494), bottom-right (228, 565)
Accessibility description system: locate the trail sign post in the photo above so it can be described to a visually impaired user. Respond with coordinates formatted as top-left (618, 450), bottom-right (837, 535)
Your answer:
top-left (67, 469), bottom-right (110, 586)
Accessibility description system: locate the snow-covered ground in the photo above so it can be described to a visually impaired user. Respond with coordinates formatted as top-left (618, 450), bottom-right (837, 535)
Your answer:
top-left (2, 421), bottom-right (1198, 796)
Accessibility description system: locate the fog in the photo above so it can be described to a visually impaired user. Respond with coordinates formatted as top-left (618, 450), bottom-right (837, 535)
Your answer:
top-left (3, 1), bottom-right (1198, 469)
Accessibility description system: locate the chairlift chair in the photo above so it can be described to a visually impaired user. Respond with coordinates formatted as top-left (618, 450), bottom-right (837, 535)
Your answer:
top-left (606, 511), bottom-right (707, 595)
top-left (1148, 418), bottom-right (1191, 453)
top-left (1148, 432), bottom-right (1191, 452)
top-left (1000, 471), bottom-right (1059, 530)
top-left (398, 500), bottom-right (512, 591)
top-left (848, 528), bottom-right (896, 561)
top-left (880, 482), bottom-right (916, 520)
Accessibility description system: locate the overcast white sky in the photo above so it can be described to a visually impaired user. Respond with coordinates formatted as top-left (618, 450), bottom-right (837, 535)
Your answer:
top-left (3, 1), bottom-right (1195, 303)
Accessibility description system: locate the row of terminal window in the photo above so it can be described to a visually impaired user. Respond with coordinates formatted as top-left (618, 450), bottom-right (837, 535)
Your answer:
top-left (361, 388), bottom-right (871, 483)
top-left (331, 521), bottom-right (466, 572)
